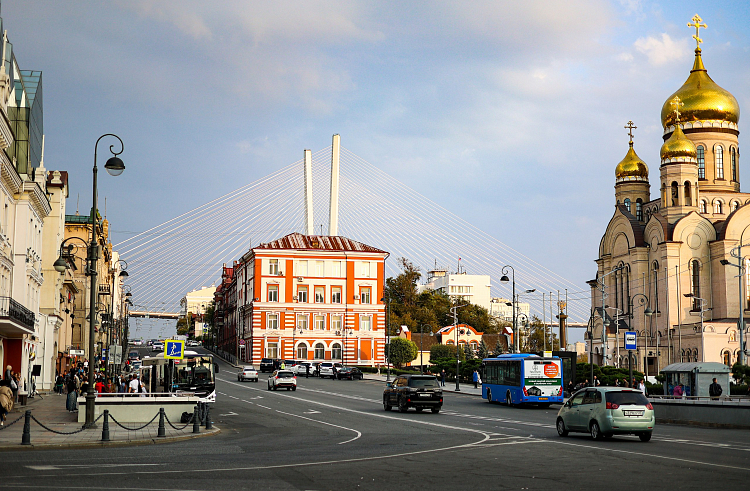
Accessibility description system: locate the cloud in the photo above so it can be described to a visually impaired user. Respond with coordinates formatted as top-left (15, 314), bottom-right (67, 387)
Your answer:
top-left (634, 33), bottom-right (690, 66)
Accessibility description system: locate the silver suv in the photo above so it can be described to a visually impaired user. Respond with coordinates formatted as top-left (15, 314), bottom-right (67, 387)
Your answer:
top-left (267, 370), bottom-right (297, 391)
top-left (318, 362), bottom-right (342, 379)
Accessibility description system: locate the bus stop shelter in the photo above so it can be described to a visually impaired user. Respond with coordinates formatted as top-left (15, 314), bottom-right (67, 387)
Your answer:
top-left (661, 362), bottom-right (731, 397)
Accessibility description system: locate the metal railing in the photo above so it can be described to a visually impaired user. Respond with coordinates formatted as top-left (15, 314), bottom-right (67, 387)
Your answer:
top-left (650, 394), bottom-right (750, 403)
top-left (0, 296), bottom-right (35, 330)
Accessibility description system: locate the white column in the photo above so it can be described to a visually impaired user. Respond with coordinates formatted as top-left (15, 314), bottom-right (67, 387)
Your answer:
top-left (304, 149), bottom-right (314, 235)
top-left (328, 134), bottom-right (340, 236)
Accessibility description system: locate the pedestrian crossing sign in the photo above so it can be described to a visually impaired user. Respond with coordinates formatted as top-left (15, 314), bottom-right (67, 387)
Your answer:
top-left (164, 340), bottom-right (185, 359)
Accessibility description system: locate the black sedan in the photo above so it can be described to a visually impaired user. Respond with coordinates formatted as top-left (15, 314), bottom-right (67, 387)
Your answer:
top-left (336, 367), bottom-right (364, 380)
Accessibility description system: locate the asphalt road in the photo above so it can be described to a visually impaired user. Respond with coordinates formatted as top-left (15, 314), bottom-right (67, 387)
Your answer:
top-left (1, 349), bottom-right (749, 490)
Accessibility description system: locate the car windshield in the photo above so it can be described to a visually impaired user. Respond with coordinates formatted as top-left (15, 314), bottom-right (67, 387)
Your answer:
top-left (606, 391), bottom-right (649, 406)
top-left (244, 367), bottom-right (255, 372)
top-left (277, 371), bottom-right (294, 378)
top-left (409, 377), bottom-right (439, 388)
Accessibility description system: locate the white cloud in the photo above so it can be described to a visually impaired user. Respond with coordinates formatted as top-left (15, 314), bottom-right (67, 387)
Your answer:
top-left (634, 33), bottom-right (690, 66)
top-left (616, 52), bottom-right (634, 62)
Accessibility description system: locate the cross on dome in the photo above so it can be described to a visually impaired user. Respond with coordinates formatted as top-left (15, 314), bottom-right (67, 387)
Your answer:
top-left (669, 96), bottom-right (684, 123)
top-left (624, 121), bottom-right (637, 144)
top-left (688, 14), bottom-right (707, 49)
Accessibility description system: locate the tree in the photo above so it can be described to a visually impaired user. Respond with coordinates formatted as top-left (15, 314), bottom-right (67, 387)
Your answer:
top-left (494, 339), bottom-right (504, 356)
top-left (430, 344), bottom-right (456, 360)
top-left (522, 316), bottom-right (559, 353)
top-left (176, 317), bottom-right (189, 336)
top-left (386, 338), bottom-right (418, 368)
top-left (477, 338), bottom-right (488, 359)
top-left (463, 343), bottom-right (474, 360)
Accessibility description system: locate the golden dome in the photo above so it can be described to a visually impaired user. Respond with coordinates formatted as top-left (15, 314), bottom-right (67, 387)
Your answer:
top-left (660, 124), bottom-right (697, 160)
top-left (660, 48), bottom-right (740, 128)
top-left (615, 143), bottom-right (649, 180)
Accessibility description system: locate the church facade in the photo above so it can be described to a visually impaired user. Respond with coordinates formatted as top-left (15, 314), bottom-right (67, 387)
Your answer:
top-left (590, 16), bottom-right (748, 376)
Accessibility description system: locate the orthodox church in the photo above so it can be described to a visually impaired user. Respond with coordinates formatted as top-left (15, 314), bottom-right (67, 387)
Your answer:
top-left (590, 15), bottom-right (747, 376)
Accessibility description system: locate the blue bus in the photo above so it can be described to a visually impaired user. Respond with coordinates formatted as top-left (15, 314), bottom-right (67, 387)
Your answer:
top-left (482, 353), bottom-right (563, 407)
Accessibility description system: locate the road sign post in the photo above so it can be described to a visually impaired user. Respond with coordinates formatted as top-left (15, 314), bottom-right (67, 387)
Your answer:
top-left (625, 331), bottom-right (637, 387)
top-left (164, 340), bottom-right (185, 360)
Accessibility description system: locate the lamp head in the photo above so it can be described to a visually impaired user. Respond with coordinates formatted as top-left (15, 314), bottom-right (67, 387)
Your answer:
top-left (53, 256), bottom-right (68, 273)
top-left (119, 270), bottom-right (129, 278)
top-left (720, 259), bottom-right (731, 266)
top-left (525, 289), bottom-right (536, 293)
top-left (500, 275), bottom-right (510, 283)
top-left (644, 307), bottom-right (654, 316)
top-left (104, 156), bottom-right (125, 176)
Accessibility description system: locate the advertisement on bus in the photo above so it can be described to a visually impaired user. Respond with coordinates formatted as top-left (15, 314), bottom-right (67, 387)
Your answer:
top-left (523, 359), bottom-right (563, 399)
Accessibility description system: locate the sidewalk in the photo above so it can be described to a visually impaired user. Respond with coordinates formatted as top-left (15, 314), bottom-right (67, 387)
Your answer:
top-left (363, 372), bottom-right (484, 397)
top-left (0, 392), bottom-right (219, 451)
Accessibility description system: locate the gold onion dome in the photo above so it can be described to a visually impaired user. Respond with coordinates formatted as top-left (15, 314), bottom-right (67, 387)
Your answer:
top-left (615, 143), bottom-right (649, 180)
top-left (660, 124), bottom-right (697, 160)
top-left (660, 48), bottom-right (740, 128)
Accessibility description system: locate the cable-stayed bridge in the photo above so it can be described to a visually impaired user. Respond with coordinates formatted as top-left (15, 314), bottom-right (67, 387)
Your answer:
top-left (115, 140), bottom-right (591, 326)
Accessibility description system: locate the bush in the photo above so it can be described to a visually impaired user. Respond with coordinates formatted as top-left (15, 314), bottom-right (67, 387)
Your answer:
top-left (730, 384), bottom-right (749, 396)
top-left (386, 338), bottom-right (418, 368)
top-left (575, 363), bottom-right (644, 386)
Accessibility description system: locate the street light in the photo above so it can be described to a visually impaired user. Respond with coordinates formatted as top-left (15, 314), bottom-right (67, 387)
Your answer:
top-left (629, 293), bottom-right (653, 385)
top-left (418, 324), bottom-right (433, 374)
top-left (516, 313), bottom-right (529, 352)
top-left (500, 266), bottom-right (517, 352)
top-left (721, 250), bottom-right (748, 366)
top-left (684, 293), bottom-right (707, 362)
top-left (450, 303), bottom-right (467, 391)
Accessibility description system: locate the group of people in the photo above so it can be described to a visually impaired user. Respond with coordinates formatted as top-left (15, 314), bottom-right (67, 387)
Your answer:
top-left (570, 376), bottom-right (648, 394)
top-left (0, 364), bottom-right (21, 425)
top-left (61, 367), bottom-right (150, 412)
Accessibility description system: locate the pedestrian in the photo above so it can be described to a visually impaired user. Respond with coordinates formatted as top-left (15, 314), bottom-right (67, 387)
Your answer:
top-left (441, 369), bottom-right (446, 387)
top-left (55, 371), bottom-right (64, 395)
top-left (622, 378), bottom-right (629, 388)
top-left (672, 383), bottom-right (683, 398)
top-left (0, 380), bottom-right (13, 425)
top-left (128, 374), bottom-right (139, 393)
top-left (3, 364), bottom-right (11, 382)
top-left (305, 364), bottom-right (310, 379)
top-left (66, 370), bottom-right (78, 412)
top-left (331, 365), bottom-right (337, 380)
top-left (95, 377), bottom-right (105, 394)
top-left (472, 370), bottom-right (479, 389)
top-left (9, 371), bottom-right (18, 403)
top-left (638, 379), bottom-right (646, 395)
top-left (583, 379), bottom-right (589, 387)
top-left (593, 376), bottom-right (600, 386)
top-left (709, 378), bottom-right (722, 400)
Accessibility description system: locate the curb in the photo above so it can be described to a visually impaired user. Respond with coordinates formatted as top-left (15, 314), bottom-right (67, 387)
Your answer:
top-left (0, 427), bottom-right (221, 452)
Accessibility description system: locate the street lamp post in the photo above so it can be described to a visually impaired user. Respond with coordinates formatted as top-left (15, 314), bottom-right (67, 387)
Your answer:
top-left (516, 313), bottom-right (529, 352)
top-left (500, 266), bottom-right (517, 352)
top-left (629, 293), bottom-right (653, 385)
top-left (684, 293), bottom-right (707, 362)
top-left (721, 245), bottom-right (749, 366)
top-left (54, 134), bottom-right (124, 428)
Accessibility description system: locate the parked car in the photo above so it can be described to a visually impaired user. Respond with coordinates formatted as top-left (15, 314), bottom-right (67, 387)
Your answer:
top-left (318, 362), bottom-right (343, 379)
top-left (238, 366), bottom-right (259, 382)
top-left (337, 367), bottom-right (364, 380)
top-left (186, 340), bottom-right (199, 347)
top-left (383, 374), bottom-right (443, 413)
top-left (260, 358), bottom-right (276, 373)
top-left (267, 370), bottom-right (297, 391)
top-left (556, 387), bottom-right (654, 442)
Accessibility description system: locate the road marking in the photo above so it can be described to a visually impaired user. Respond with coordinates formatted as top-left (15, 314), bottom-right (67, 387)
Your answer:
top-left (304, 410), bottom-right (321, 414)
top-left (219, 412), bottom-right (238, 416)
top-left (27, 464), bottom-right (162, 470)
top-left (256, 404), bottom-right (271, 410)
top-left (275, 409), bottom-right (361, 445)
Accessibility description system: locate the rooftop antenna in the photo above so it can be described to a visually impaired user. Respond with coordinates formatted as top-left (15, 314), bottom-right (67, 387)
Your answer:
top-left (76, 193), bottom-right (80, 214)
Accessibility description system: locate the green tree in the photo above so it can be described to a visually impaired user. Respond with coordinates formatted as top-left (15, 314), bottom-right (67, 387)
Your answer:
top-left (522, 316), bottom-right (559, 353)
top-left (176, 317), bottom-right (189, 336)
top-left (477, 338), bottom-right (488, 359)
top-left (732, 362), bottom-right (750, 385)
top-left (463, 343), bottom-right (474, 360)
top-left (386, 338), bottom-right (418, 368)
top-left (430, 344), bottom-right (456, 360)
top-left (494, 339), bottom-right (504, 356)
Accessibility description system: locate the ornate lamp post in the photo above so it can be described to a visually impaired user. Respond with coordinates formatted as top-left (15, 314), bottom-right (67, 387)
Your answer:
top-left (629, 293), bottom-right (653, 385)
top-left (55, 134), bottom-right (125, 428)
top-left (500, 266), bottom-right (517, 352)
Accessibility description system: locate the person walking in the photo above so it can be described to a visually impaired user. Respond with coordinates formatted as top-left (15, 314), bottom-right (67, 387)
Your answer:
top-left (331, 365), bottom-right (337, 380)
top-left (3, 365), bottom-right (11, 382)
top-left (66, 369), bottom-right (78, 412)
top-left (55, 371), bottom-right (64, 395)
top-left (472, 370), bottom-right (479, 389)
top-left (441, 369), bottom-right (446, 387)
top-left (709, 378), bottom-right (723, 400)
top-left (305, 364), bottom-right (310, 378)
top-left (9, 371), bottom-right (18, 403)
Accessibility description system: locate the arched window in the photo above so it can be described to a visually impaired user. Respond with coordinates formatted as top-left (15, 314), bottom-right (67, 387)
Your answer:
top-left (470, 341), bottom-right (478, 351)
top-left (731, 147), bottom-right (737, 181)
top-left (714, 199), bottom-right (723, 215)
top-left (624, 198), bottom-right (631, 213)
top-left (331, 343), bottom-right (342, 360)
top-left (297, 343), bottom-right (308, 360)
top-left (699, 199), bottom-right (707, 214)
top-left (661, 183), bottom-right (667, 205)
top-left (652, 261), bottom-right (660, 314)
top-left (636, 199), bottom-right (643, 221)
top-left (693, 348), bottom-right (699, 362)
top-left (723, 350), bottom-right (731, 366)
top-left (697, 145), bottom-right (705, 178)
top-left (691, 260), bottom-right (701, 311)
top-left (681, 349), bottom-right (686, 362)
top-left (683, 181), bottom-right (691, 206)
top-left (732, 201), bottom-right (740, 212)
top-left (671, 181), bottom-right (678, 206)
top-left (314, 342), bottom-right (325, 359)
top-left (715, 145), bottom-right (724, 179)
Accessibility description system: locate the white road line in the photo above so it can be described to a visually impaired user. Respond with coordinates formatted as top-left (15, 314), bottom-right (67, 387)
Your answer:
top-left (256, 404), bottom-right (271, 410)
top-left (275, 409), bottom-right (361, 445)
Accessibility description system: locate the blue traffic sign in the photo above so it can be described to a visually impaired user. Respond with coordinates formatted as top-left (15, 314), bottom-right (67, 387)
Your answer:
top-left (164, 340), bottom-right (185, 359)
top-left (624, 331), bottom-right (637, 351)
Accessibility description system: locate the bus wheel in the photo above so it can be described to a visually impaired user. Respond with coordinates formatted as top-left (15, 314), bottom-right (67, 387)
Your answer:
top-left (486, 388), bottom-right (492, 403)
top-left (506, 392), bottom-right (513, 406)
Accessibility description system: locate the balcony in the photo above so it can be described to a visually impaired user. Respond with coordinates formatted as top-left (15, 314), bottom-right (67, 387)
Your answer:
top-left (0, 296), bottom-right (36, 337)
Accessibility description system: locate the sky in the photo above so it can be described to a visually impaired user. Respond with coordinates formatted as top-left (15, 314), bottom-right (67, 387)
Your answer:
top-left (4, 1), bottom-right (750, 340)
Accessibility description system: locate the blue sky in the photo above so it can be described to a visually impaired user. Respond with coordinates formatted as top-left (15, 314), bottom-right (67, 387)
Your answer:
top-left (4, 1), bottom-right (750, 327)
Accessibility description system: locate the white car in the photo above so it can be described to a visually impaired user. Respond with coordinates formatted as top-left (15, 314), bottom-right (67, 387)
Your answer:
top-left (317, 362), bottom-right (343, 379)
top-left (152, 343), bottom-right (164, 352)
top-left (267, 370), bottom-right (297, 391)
top-left (186, 340), bottom-right (200, 347)
top-left (291, 362), bottom-right (314, 376)
top-left (238, 366), bottom-right (259, 382)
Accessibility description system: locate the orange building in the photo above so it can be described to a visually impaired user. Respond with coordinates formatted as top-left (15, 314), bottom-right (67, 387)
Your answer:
top-left (234, 233), bottom-right (388, 366)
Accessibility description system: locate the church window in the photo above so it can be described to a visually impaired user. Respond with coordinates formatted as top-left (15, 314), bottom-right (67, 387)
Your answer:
top-left (714, 200), bottom-right (723, 215)
top-left (745, 258), bottom-right (750, 310)
top-left (693, 348), bottom-right (699, 362)
top-left (723, 350), bottom-right (731, 366)
top-left (652, 261), bottom-right (660, 315)
top-left (636, 199), bottom-right (643, 221)
top-left (715, 145), bottom-right (724, 179)
top-left (731, 147), bottom-right (737, 181)
top-left (691, 260), bottom-right (700, 311)
top-left (699, 199), bottom-right (707, 214)
top-left (624, 198), bottom-right (631, 213)
top-left (683, 181), bottom-right (691, 206)
top-left (697, 145), bottom-right (705, 178)
top-left (670, 182), bottom-right (678, 206)
top-left (732, 201), bottom-right (740, 212)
